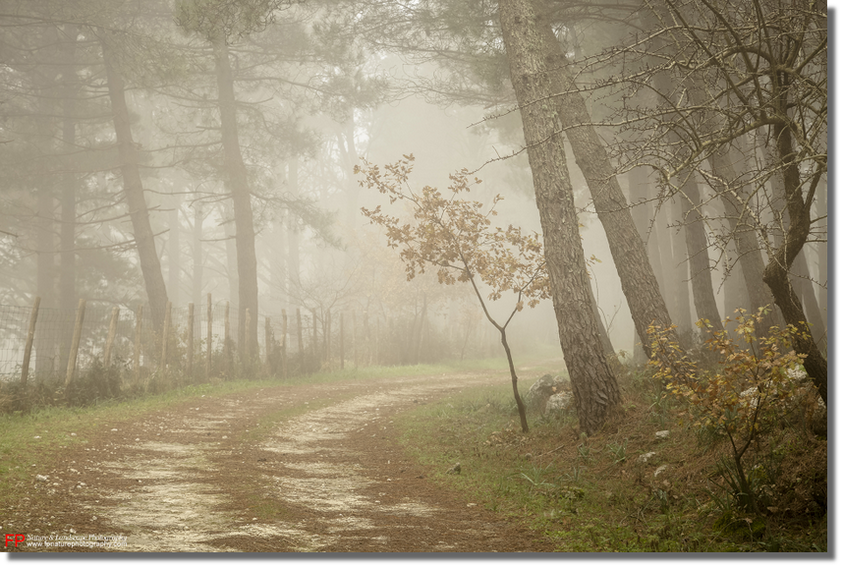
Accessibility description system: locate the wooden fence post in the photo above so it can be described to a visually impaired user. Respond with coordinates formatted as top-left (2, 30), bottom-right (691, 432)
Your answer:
top-left (311, 309), bottom-right (318, 370)
top-left (65, 298), bottom-right (86, 388)
top-left (244, 308), bottom-right (252, 372)
top-left (21, 296), bottom-right (41, 386)
top-left (134, 305), bottom-right (143, 385)
top-left (103, 306), bottom-right (120, 367)
top-left (187, 302), bottom-right (194, 379)
top-left (206, 293), bottom-right (212, 379)
top-left (264, 315), bottom-right (271, 376)
top-left (325, 309), bottom-right (331, 368)
top-left (339, 311), bottom-right (344, 371)
top-left (352, 310), bottom-right (357, 368)
top-left (296, 308), bottom-right (303, 360)
top-left (281, 309), bottom-right (288, 379)
top-left (224, 301), bottom-right (231, 377)
top-left (159, 301), bottom-right (172, 378)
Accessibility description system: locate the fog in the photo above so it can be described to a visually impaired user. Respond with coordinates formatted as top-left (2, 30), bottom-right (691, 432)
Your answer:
top-left (0, 0), bottom-right (826, 382)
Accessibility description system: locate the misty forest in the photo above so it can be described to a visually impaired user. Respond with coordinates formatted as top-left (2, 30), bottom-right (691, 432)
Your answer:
top-left (0, 0), bottom-right (828, 554)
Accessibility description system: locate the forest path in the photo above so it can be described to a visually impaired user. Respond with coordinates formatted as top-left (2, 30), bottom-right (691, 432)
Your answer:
top-left (10, 371), bottom-right (553, 552)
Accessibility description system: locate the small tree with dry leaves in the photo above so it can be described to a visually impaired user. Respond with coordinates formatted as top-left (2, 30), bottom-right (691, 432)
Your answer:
top-left (357, 154), bottom-right (550, 433)
top-left (648, 307), bottom-right (811, 514)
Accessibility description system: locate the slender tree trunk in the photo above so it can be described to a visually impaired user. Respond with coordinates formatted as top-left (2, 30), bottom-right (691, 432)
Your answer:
top-left (499, 0), bottom-right (620, 435)
top-left (168, 195), bottom-right (181, 307)
top-left (627, 167), bottom-right (652, 360)
top-left (287, 159), bottom-right (301, 295)
top-left (686, 85), bottom-right (777, 336)
top-left (667, 198), bottom-right (693, 336)
top-left (35, 184), bottom-right (56, 374)
top-left (59, 24), bottom-right (78, 316)
top-left (212, 37), bottom-right (259, 363)
top-left (763, 108), bottom-right (827, 403)
top-left (191, 201), bottom-right (204, 310)
top-left (679, 172), bottom-right (723, 332)
top-left (708, 147), bottom-right (777, 336)
top-left (101, 38), bottom-right (169, 332)
top-left (815, 179), bottom-right (827, 325)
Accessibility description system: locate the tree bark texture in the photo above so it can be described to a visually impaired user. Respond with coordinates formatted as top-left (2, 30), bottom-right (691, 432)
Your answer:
top-left (212, 37), bottom-right (260, 363)
top-left (101, 38), bottom-right (169, 332)
top-left (499, 0), bottom-right (620, 435)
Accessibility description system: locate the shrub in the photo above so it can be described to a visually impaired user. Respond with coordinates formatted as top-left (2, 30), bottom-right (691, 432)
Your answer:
top-left (648, 307), bottom-right (814, 514)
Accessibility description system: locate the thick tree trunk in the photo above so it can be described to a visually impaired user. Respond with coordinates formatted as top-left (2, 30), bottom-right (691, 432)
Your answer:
top-left (101, 39), bottom-right (169, 332)
top-left (212, 37), bottom-right (259, 364)
top-left (499, 0), bottom-right (620, 435)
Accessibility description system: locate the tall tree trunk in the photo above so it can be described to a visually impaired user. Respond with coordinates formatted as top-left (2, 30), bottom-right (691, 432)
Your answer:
top-left (686, 85), bottom-right (778, 336)
top-left (287, 159), bottom-right (301, 295)
top-left (679, 172), bottom-right (723, 332)
top-left (212, 37), bottom-right (259, 363)
top-left (499, 0), bottom-right (620, 435)
top-left (762, 102), bottom-right (827, 403)
top-left (815, 178), bottom-right (827, 325)
top-left (35, 184), bottom-right (56, 374)
top-left (723, 244), bottom-right (750, 317)
top-left (542, 18), bottom-right (679, 357)
top-left (765, 134), bottom-right (826, 349)
top-left (191, 200), bottom-right (204, 310)
top-left (627, 167), bottom-right (652, 360)
top-left (59, 24), bottom-right (78, 315)
top-left (667, 197), bottom-right (693, 336)
top-left (168, 195), bottom-right (182, 307)
top-left (101, 38), bottom-right (169, 331)
top-left (641, 7), bottom-right (720, 335)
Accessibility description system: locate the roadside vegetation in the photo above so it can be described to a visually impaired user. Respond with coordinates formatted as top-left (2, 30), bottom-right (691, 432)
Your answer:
top-left (396, 357), bottom-right (827, 552)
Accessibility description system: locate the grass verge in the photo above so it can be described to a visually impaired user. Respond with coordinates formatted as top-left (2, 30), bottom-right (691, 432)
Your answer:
top-left (395, 365), bottom-right (828, 552)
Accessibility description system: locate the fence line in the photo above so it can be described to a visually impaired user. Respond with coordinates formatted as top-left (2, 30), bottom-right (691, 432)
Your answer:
top-left (0, 294), bottom-right (369, 386)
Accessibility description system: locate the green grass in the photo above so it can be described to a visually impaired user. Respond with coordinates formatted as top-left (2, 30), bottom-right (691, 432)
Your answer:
top-left (394, 370), bottom-right (828, 553)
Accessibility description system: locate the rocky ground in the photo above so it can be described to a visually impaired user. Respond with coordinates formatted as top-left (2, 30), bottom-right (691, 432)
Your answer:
top-left (3, 371), bottom-right (554, 553)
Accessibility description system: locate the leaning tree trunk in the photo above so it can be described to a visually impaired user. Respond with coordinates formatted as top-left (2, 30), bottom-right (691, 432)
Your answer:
top-left (541, 21), bottom-right (679, 357)
top-left (763, 114), bottom-right (827, 404)
top-left (499, 0), bottom-right (621, 435)
top-left (101, 38), bottom-right (169, 332)
top-left (212, 37), bottom-right (260, 364)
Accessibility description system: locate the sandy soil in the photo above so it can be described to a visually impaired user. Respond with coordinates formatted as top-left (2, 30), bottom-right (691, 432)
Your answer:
top-left (4, 371), bottom-right (554, 553)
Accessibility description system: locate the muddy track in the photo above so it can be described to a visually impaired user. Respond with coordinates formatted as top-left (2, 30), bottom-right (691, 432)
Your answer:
top-left (6, 371), bottom-right (554, 553)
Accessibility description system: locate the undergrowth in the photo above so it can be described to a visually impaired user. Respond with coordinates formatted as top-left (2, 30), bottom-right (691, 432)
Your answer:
top-left (395, 362), bottom-right (828, 553)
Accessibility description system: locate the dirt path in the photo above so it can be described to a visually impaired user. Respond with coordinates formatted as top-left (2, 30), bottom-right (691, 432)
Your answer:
top-left (7, 371), bottom-right (553, 553)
